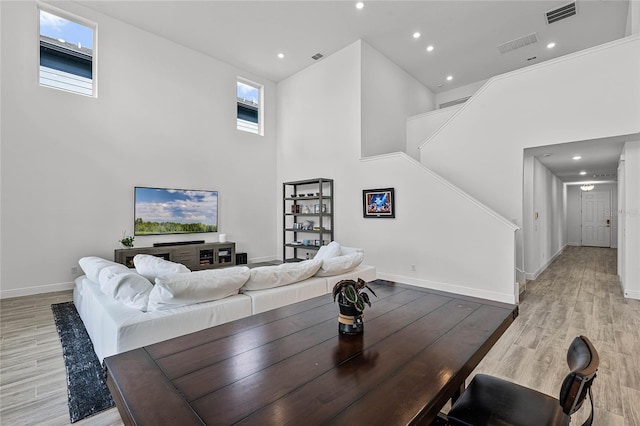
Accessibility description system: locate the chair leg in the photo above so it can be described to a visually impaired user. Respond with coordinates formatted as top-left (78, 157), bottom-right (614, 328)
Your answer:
top-left (429, 412), bottom-right (450, 425)
top-left (580, 386), bottom-right (594, 426)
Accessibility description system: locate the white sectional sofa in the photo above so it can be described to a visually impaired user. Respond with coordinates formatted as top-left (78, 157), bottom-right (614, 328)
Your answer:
top-left (74, 244), bottom-right (376, 361)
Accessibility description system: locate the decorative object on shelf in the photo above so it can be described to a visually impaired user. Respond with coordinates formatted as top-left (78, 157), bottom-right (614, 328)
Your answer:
top-left (332, 278), bottom-right (377, 335)
top-left (219, 233), bottom-right (227, 243)
top-left (302, 220), bottom-right (314, 230)
top-left (580, 184), bottom-right (595, 191)
top-left (302, 205), bottom-right (311, 214)
top-left (363, 187), bottom-right (395, 218)
top-left (119, 232), bottom-right (135, 248)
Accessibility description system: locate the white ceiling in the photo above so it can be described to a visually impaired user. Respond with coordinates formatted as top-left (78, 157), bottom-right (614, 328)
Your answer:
top-left (76, 0), bottom-right (634, 184)
top-left (77, 0), bottom-right (630, 92)
top-left (525, 135), bottom-right (635, 184)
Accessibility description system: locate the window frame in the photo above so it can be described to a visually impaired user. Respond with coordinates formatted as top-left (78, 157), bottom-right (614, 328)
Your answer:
top-left (37, 3), bottom-right (98, 98)
top-left (236, 77), bottom-right (263, 136)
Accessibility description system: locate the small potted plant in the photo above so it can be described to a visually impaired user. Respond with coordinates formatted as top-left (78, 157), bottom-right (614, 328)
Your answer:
top-left (119, 232), bottom-right (135, 248)
top-left (332, 278), bottom-right (377, 335)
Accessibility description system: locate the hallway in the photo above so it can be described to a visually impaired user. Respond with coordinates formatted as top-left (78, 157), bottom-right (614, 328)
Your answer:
top-left (469, 246), bottom-right (640, 425)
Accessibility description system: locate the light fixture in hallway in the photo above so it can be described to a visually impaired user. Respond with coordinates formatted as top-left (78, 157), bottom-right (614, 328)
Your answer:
top-left (580, 184), bottom-right (595, 191)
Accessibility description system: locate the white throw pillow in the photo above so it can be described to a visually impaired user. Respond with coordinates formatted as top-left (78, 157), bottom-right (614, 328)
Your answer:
top-left (78, 256), bottom-right (125, 283)
top-left (339, 246), bottom-right (364, 255)
top-left (98, 265), bottom-right (153, 311)
top-left (134, 254), bottom-right (190, 282)
top-left (314, 241), bottom-right (341, 260)
top-left (315, 252), bottom-right (364, 277)
top-left (241, 259), bottom-right (323, 291)
top-left (147, 266), bottom-right (250, 311)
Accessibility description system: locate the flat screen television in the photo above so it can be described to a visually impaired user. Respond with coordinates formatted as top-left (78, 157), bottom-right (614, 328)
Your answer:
top-left (134, 187), bottom-right (218, 236)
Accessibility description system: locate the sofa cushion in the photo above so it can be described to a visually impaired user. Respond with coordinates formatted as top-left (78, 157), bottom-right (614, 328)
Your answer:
top-left (134, 254), bottom-right (190, 282)
top-left (147, 266), bottom-right (250, 311)
top-left (98, 266), bottom-right (153, 311)
top-left (339, 246), bottom-right (364, 255)
top-left (79, 256), bottom-right (125, 283)
top-left (241, 259), bottom-right (323, 291)
top-left (242, 276), bottom-right (328, 314)
top-left (315, 252), bottom-right (364, 277)
top-left (314, 241), bottom-right (341, 260)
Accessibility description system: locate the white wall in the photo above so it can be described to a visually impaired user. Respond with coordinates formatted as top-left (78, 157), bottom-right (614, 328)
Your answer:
top-left (406, 105), bottom-right (461, 161)
top-left (278, 41), bottom-right (518, 303)
top-left (619, 140), bottom-right (640, 299)
top-left (421, 35), bottom-right (640, 282)
top-left (0, 1), bottom-right (278, 298)
top-left (627, 0), bottom-right (640, 36)
top-left (566, 183), bottom-right (618, 247)
top-left (523, 157), bottom-right (567, 279)
top-left (567, 186), bottom-right (582, 245)
top-left (361, 41), bottom-right (434, 157)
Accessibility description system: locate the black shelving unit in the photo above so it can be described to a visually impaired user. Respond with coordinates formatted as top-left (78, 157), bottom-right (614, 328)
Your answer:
top-left (283, 178), bottom-right (334, 262)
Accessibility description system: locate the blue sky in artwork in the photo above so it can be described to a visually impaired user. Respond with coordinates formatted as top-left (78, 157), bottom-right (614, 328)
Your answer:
top-left (237, 81), bottom-right (259, 104)
top-left (135, 188), bottom-right (218, 225)
top-left (40, 10), bottom-right (93, 49)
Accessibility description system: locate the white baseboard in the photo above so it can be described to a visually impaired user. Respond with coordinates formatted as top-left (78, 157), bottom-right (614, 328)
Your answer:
top-left (0, 281), bottom-right (75, 299)
top-left (621, 278), bottom-right (640, 300)
top-left (376, 272), bottom-right (516, 304)
top-left (567, 242), bottom-right (581, 246)
top-left (525, 245), bottom-right (566, 281)
top-left (248, 255), bottom-right (280, 264)
top-left (623, 290), bottom-right (640, 300)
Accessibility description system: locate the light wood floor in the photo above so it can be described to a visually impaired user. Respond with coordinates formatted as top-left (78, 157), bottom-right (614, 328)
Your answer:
top-left (0, 246), bottom-right (638, 425)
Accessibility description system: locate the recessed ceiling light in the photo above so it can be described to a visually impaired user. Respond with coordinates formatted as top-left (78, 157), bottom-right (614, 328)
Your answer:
top-left (446, 75), bottom-right (453, 81)
top-left (547, 42), bottom-right (556, 49)
top-left (355, 2), bottom-right (364, 9)
top-left (277, 53), bottom-right (284, 59)
top-left (413, 32), bottom-right (421, 39)
top-left (426, 45), bottom-right (434, 52)
top-left (580, 171), bottom-right (587, 175)
top-left (541, 153), bottom-right (552, 157)
top-left (573, 155), bottom-right (582, 160)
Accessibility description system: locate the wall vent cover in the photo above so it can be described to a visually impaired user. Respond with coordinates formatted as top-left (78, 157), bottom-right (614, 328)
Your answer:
top-left (497, 33), bottom-right (538, 54)
top-left (311, 53), bottom-right (324, 60)
top-left (546, 2), bottom-right (577, 24)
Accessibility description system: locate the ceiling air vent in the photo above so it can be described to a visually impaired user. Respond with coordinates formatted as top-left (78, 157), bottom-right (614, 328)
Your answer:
top-left (311, 53), bottom-right (324, 60)
top-left (546, 2), bottom-right (577, 24)
top-left (497, 33), bottom-right (538, 54)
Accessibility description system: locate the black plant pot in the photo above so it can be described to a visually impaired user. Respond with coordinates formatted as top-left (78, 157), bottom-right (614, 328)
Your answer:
top-left (337, 294), bottom-right (364, 335)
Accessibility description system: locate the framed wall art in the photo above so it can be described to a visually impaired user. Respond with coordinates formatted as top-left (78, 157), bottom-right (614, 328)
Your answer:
top-left (362, 188), bottom-right (395, 218)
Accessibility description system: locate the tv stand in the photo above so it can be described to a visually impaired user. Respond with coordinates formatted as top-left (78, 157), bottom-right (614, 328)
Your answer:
top-left (115, 242), bottom-right (236, 271)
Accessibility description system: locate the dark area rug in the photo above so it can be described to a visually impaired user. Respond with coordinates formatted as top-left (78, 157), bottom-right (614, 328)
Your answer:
top-left (51, 302), bottom-right (115, 423)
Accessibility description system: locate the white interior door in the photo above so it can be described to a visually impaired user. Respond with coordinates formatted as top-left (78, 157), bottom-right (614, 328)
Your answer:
top-left (581, 190), bottom-right (611, 247)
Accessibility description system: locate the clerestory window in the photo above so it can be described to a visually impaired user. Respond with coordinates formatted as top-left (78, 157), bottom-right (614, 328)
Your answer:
top-left (39, 7), bottom-right (96, 97)
top-left (237, 79), bottom-right (263, 135)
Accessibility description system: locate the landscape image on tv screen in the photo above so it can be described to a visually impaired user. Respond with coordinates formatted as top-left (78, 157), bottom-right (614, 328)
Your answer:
top-left (134, 187), bottom-right (218, 235)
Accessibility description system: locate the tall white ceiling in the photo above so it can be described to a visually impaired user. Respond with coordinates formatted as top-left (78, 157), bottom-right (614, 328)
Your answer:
top-left (78, 0), bottom-right (630, 92)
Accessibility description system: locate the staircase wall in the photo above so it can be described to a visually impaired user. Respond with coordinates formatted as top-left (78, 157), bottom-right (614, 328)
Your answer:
top-left (420, 35), bottom-right (640, 281)
top-left (278, 40), bottom-right (519, 304)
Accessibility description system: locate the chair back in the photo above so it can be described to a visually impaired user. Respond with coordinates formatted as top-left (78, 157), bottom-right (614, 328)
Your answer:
top-left (559, 335), bottom-right (599, 416)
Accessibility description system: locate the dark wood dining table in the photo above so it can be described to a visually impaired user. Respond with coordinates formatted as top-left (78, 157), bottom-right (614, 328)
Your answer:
top-left (104, 280), bottom-right (518, 425)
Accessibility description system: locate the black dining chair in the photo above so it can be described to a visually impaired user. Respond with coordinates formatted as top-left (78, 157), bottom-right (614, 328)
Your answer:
top-left (447, 335), bottom-right (599, 426)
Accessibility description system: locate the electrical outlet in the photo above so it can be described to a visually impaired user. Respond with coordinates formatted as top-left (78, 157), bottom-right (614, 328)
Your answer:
top-left (411, 264), bottom-right (416, 271)
top-left (71, 266), bottom-right (78, 275)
